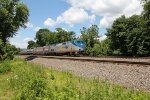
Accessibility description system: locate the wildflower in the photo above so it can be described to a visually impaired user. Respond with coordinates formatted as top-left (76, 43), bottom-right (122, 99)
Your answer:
top-left (14, 75), bottom-right (18, 79)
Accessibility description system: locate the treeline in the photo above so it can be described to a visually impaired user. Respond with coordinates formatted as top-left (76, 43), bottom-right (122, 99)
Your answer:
top-left (28, 25), bottom-right (111, 56)
top-left (27, 28), bottom-right (76, 49)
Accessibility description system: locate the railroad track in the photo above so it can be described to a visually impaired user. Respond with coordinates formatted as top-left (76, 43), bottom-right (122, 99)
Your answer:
top-left (41, 56), bottom-right (150, 66)
top-left (22, 55), bottom-right (150, 66)
top-left (83, 56), bottom-right (150, 59)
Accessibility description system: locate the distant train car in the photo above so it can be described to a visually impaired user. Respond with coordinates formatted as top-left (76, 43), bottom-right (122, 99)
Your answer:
top-left (19, 50), bottom-right (27, 55)
top-left (43, 46), bottom-right (50, 55)
top-left (19, 49), bottom-right (33, 55)
top-left (19, 40), bottom-right (86, 56)
top-left (34, 47), bottom-right (44, 55)
top-left (27, 49), bottom-right (34, 55)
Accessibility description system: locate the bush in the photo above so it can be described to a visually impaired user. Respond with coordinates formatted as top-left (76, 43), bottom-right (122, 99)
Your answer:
top-left (0, 61), bottom-right (11, 73)
top-left (0, 39), bottom-right (20, 61)
top-left (87, 39), bottom-right (111, 56)
top-left (9, 60), bottom-right (51, 99)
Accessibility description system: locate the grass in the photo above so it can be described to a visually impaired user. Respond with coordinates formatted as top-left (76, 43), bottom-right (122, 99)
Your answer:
top-left (0, 58), bottom-right (150, 99)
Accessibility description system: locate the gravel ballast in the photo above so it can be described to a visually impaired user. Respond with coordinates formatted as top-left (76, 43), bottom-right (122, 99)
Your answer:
top-left (19, 56), bottom-right (150, 92)
top-left (43, 56), bottom-right (150, 63)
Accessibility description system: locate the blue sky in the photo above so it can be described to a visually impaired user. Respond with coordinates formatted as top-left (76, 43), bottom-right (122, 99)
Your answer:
top-left (10, 0), bottom-right (143, 48)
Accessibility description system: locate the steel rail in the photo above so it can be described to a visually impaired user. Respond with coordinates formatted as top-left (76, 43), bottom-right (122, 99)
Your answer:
top-left (40, 56), bottom-right (150, 66)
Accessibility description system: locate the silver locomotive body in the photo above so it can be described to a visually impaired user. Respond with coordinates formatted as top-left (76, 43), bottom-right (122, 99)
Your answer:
top-left (20, 40), bottom-right (86, 55)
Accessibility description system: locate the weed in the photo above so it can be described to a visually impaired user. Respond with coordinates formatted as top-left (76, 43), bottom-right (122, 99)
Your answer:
top-left (0, 60), bottom-right (11, 73)
top-left (0, 58), bottom-right (150, 99)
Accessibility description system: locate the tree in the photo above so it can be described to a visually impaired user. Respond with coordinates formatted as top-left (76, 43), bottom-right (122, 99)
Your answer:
top-left (138, 0), bottom-right (150, 55)
top-left (47, 31), bottom-right (58, 45)
top-left (35, 28), bottom-right (76, 47)
top-left (0, 0), bottom-right (29, 43)
top-left (80, 25), bottom-right (99, 48)
top-left (90, 39), bottom-right (110, 56)
top-left (126, 15), bottom-right (143, 56)
top-left (107, 15), bottom-right (143, 56)
top-left (0, 0), bottom-right (29, 60)
top-left (107, 15), bottom-right (128, 55)
top-left (56, 28), bottom-right (76, 43)
top-left (27, 40), bottom-right (37, 49)
top-left (35, 29), bottom-right (50, 46)
top-left (80, 25), bottom-right (100, 55)
top-left (107, 12), bottom-right (150, 56)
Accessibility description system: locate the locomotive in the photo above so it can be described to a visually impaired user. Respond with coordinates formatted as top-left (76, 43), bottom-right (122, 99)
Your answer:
top-left (20, 40), bottom-right (86, 55)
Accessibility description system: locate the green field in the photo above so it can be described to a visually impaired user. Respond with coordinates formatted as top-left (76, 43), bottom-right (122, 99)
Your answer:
top-left (0, 58), bottom-right (150, 100)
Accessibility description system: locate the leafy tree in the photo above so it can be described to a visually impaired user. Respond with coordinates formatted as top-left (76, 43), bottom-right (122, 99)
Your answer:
top-left (46, 31), bottom-right (58, 45)
top-left (107, 15), bottom-right (128, 55)
top-left (107, 10), bottom-right (150, 56)
top-left (107, 15), bottom-right (143, 56)
top-left (107, 15), bottom-right (144, 55)
top-left (80, 25), bottom-right (99, 48)
top-left (89, 39), bottom-right (110, 56)
top-left (0, 0), bottom-right (28, 60)
top-left (80, 25), bottom-right (99, 55)
top-left (138, 0), bottom-right (150, 55)
top-left (27, 40), bottom-right (37, 49)
top-left (126, 15), bottom-right (143, 56)
top-left (0, 0), bottom-right (29, 43)
top-left (35, 28), bottom-right (76, 46)
top-left (56, 28), bottom-right (76, 43)
top-left (35, 29), bottom-right (50, 46)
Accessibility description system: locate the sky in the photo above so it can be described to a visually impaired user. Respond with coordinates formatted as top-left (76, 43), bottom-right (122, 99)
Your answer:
top-left (10, 0), bottom-right (143, 49)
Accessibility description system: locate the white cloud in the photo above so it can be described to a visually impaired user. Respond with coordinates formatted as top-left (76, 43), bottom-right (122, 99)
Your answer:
top-left (25, 22), bottom-right (34, 28)
top-left (34, 27), bottom-right (41, 32)
top-left (44, 7), bottom-right (96, 27)
top-left (89, 14), bottom-right (96, 23)
top-left (10, 37), bottom-right (33, 49)
top-left (98, 35), bottom-right (107, 41)
top-left (14, 34), bottom-right (21, 38)
top-left (56, 7), bottom-right (90, 26)
top-left (10, 41), bottom-right (27, 49)
top-left (99, 16), bottom-right (116, 28)
top-left (10, 42), bottom-right (28, 49)
top-left (13, 32), bottom-right (22, 38)
top-left (62, 28), bottom-right (69, 32)
top-left (66, 0), bottom-right (143, 28)
top-left (123, 0), bottom-right (143, 17)
top-left (23, 38), bottom-right (32, 43)
top-left (44, 18), bottom-right (56, 27)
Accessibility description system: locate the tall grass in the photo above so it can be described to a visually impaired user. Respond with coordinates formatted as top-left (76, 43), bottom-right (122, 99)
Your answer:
top-left (0, 60), bottom-right (11, 73)
top-left (0, 58), bottom-right (150, 99)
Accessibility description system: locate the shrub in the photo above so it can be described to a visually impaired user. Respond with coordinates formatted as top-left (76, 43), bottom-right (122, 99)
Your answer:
top-left (0, 61), bottom-right (11, 73)
top-left (9, 60), bottom-right (51, 99)
top-left (87, 39), bottom-right (111, 56)
top-left (0, 39), bottom-right (20, 61)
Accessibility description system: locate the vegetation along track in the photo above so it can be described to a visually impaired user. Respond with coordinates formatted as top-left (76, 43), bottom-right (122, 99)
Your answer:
top-left (23, 55), bottom-right (150, 66)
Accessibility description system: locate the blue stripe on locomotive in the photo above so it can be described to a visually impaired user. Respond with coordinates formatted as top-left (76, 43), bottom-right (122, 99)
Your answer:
top-left (48, 40), bottom-right (86, 49)
top-left (71, 40), bottom-right (86, 48)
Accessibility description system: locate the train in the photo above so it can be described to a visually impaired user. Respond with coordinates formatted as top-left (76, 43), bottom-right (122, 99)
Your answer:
top-left (19, 40), bottom-right (86, 56)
